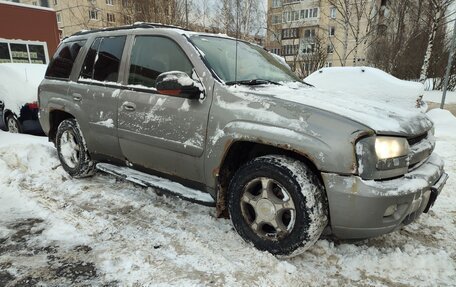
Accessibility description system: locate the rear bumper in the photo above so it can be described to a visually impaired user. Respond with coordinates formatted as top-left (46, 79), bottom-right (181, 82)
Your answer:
top-left (322, 153), bottom-right (447, 239)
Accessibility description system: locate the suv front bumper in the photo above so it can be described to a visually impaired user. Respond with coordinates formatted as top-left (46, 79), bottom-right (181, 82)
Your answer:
top-left (321, 153), bottom-right (447, 239)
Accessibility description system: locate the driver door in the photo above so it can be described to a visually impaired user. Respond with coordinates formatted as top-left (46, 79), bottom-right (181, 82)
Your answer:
top-left (118, 35), bottom-right (210, 183)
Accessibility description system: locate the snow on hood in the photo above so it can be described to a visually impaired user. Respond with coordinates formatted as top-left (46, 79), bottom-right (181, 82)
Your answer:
top-left (0, 63), bottom-right (47, 115)
top-left (229, 82), bottom-right (433, 136)
top-left (305, 67), bottom-right (424, 110)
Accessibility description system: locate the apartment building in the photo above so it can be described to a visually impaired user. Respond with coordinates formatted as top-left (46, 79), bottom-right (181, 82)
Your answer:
top-left (266, 0), bottom-right (385, 77)
top-left (18, 0), bottom-right (122, 38)
top-left (19, 0), bottom-right (176, 39)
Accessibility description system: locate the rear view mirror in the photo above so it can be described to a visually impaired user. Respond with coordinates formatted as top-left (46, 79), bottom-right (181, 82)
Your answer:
top-left (155, 71), bottom-right (202, 99)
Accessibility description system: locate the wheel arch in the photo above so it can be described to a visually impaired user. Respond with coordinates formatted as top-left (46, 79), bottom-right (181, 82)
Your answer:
top-left (48, 109), bottom-right (75, 144)
top-left (215, 140), bottom-right (324, 218)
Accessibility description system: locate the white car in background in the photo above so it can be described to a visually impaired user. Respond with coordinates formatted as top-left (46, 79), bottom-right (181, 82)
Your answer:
top-left (305, 67), bottom-right (427, 111)
top-left (0, 63), bottom-right (47, 134)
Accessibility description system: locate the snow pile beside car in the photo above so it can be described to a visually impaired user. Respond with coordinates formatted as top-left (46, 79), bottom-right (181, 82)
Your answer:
top-left (305, 67), bottom-right (425, 111)
top-left (0, 63), bottom-right (47, 115)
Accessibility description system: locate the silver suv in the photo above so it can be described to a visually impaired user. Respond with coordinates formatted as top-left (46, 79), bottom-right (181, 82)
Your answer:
top-left (38, 23), bottom-right (448, 256)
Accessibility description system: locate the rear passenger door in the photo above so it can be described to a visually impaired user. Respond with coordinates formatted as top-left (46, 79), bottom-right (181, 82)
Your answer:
top-left (68, 35), bottom-right (126, 160)
top-left (117, 35), bottom-right (211, 183)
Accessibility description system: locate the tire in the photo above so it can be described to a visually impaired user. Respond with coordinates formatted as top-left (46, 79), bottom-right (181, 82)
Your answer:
top-left (6, 114), bottom-right (21, 133)
top-left (56, 119), bottom-right (95, 178)
top-left (227, 155), bottom-right (328, 257)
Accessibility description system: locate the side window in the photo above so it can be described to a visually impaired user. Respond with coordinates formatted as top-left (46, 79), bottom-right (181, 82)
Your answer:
top-left (128, 36), bottom-right (193, 88)
top-left (0, 43), bottom-right (10, 63)
top-left (79, 36), bottom-right (126, 83)
top-left (28, 44), bottom-right (47, 64)
top-left (46, 40), bottom-right (86, 79)
top-left (10, 44), bottom-right (28, 63)
top-left (80, 38), bottom-right (101, 79)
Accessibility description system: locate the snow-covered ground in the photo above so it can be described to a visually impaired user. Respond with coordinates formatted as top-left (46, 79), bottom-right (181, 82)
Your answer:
top-left (0, 109), bottom-right (455, 286)
top-left (423, 90), bottom-right (456, 104)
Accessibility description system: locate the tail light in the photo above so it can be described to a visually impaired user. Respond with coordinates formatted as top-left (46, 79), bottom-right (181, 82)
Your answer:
top-left (27, 102), bottom-right (39, 110)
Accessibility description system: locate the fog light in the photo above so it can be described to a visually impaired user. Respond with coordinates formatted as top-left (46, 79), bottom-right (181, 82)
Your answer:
top-left (384, 204), bottom-right (398, 217)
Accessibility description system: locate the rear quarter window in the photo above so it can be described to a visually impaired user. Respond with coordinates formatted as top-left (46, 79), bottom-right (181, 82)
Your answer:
top-left (46, 40), bottom-right (86, 80)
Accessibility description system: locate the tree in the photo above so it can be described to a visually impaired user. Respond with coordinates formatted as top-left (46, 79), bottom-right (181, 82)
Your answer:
top-left (327, 0), bottom-right (379, 66)
top-left (212, 0), bottom-right (264, 38)
top-left (419, 0), bottom-right (453, 82)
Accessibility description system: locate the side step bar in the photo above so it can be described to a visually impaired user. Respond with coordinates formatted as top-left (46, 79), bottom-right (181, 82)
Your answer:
top-left (96, 163), bottom-right (216, 207)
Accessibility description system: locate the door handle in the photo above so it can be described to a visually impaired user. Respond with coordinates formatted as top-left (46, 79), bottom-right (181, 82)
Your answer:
top-left (122, 102), bottom-right (136, 111)
top-left (72, 93), bottom-right (82, 102)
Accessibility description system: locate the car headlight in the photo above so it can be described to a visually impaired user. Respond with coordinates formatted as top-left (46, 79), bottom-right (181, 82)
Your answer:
top-left (375, 137), bottom-right (409, 160)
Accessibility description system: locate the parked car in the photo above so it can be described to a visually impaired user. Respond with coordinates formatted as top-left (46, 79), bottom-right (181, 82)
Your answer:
top-left (38, 23), bottom-right (447, 257)
top-left (305, 67), bottom-right (427, 111)
top-left (0, 63), bottom-right (46, 134)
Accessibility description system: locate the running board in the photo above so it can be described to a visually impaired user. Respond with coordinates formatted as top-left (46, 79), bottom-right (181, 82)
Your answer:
top-left (96, 163), bottom-right (215, 207)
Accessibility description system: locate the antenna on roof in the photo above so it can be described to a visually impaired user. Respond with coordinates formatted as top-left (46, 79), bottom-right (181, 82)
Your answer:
top-left (234, 0), bottom-right (240, 85)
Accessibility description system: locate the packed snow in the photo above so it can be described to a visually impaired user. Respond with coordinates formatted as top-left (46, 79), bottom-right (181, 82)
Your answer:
top-left (0, 63), bottom-right (46, 115)
top-left (0, 107), bottom-right (455, 286)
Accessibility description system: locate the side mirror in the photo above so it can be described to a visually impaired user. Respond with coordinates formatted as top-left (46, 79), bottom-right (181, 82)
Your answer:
top-left (155, 71), bottom-right (202, 99)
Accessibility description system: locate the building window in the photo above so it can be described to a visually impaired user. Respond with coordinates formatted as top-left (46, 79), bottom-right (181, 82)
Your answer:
top-left (272, 14), bottom-right (281, 24)
top-left (283, 11), bottom-right (299, 22)
top-left (89, 9), bottom-right (98, 20)
top-left (329, 26), bottom-right (336, 37)
top-left (282, 28), bottom-right (298, 39)
top-left (304, 28), bottom-right (315, 39)
top-left (325, 62), bottom-right (333, 67)
top-left (301, 43), bottom-right (315, 54)
top-left (330, 7), bottom-right (337, 19)
top-left (272, 0), bottom-right (282, 8)
top-left (107, 13), bottom-right (115, 22)
top-left (282, 44), bottom-right (299, 56)
top-left (106, 0), bottom-right (114, 5)
top-left (32, 1), bottom-right (38, 5)
top-left (270, 48), bottom-right (281, 55)
top-left (53, 0), bottom-right (57, 5)
top-left (300, 8), bottom-right (319, 19)
top-left (327, 43), bottom-right (334, 53)
top-left (283, 0), bottom-right (302, 4)
top-left (56, 13), bottom-right (61, 23)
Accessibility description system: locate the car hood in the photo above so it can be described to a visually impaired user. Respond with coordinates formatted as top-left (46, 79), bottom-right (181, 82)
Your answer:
top-left (228, 83), bottom-right (433, 136)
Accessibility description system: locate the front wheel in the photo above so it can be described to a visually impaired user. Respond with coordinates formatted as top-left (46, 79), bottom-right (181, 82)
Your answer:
top-left (56, 119), bottom-right (95, 178)
top-left (227, 155), bottom-right (327, 257)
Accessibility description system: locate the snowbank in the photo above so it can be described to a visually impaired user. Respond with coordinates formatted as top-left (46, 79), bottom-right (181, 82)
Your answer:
top-left (0, 63), bottom-right (47, 115)
top-left (305, 67), bottom-right (424, 110)
top-left (423, 90), bottom-right (456, 104)
top-left (427, 108), bottom-right (456, 138)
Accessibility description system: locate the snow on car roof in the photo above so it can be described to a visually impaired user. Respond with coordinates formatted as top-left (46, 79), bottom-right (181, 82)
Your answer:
top-left (305, 67), bottom-right (424, 109)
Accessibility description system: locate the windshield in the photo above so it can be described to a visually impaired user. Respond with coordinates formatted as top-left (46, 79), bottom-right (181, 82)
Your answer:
top-left (190, 35), bottom-right (300, 84)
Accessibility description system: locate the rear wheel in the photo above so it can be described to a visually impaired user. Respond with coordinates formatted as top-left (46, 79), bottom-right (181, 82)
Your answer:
top-left (227, 155), bottom-right (327, 257)
top-left (6, 114), bottom-right (21, 133)
top-left (56, 119), bottom-right (95, 178)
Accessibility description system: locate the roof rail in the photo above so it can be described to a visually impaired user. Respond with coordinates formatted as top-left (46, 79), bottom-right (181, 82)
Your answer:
top-left (71, 22), bottom-right (188, 37)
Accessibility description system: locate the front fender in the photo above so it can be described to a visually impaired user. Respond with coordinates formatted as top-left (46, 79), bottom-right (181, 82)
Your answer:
top-left (204, 121), bottom-right (333, 190)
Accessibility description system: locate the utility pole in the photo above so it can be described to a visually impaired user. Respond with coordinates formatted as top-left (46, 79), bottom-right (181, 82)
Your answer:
top-left (441, 18), bottom-right (456, 109)
top-left (185, 0), bottom-right (189, 28)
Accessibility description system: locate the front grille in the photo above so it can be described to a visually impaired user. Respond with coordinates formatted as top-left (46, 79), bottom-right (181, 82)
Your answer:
top-left (407, 131), bottom-right (434, 171)
top-left (407, 132), bottom-right (428, 145)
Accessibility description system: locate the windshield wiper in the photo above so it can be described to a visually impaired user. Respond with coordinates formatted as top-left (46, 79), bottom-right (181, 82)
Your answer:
top-left (225, 79), bottom-right (282, 86)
